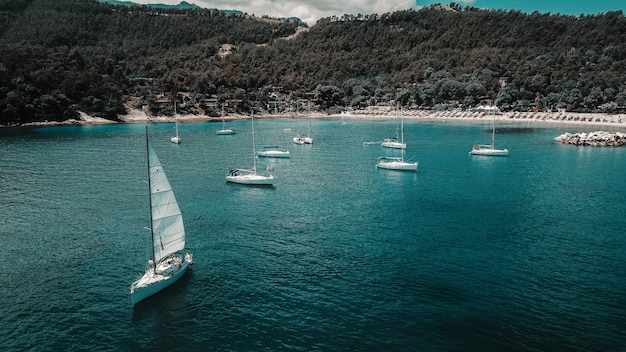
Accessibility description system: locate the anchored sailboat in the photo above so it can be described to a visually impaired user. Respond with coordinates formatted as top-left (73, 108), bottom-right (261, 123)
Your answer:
top-left (293, 101), bottom-right (313, 144)
top-left (469, 108), bottom-right (509, 156)
top-left (256, 147), bottom-right (290, 158)
top-left (226, 113), bottom-right (275, 185)
top-left (381, 117), bottom-right (406, 149)
top-left (217, 119), bottom-right (236, 135)
top-left (171, 101), bottom-right (181, 144)
top-left (376, 118), bottom-right (418, 171)
top-left (217, 106), bottom-right (236, 135)
top-left (131, 126), bottom-right (193, 304)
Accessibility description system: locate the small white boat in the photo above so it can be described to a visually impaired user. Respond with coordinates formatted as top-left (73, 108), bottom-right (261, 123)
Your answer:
top-left (292, 102), bottom-right (314, 144)
top-left (226, 113), bottom-right (275, 186)
top-left (381, 118), bottom-right (405, 149)
top-left (131, 126), bottom-right (193, 305)
top-left (216, 119), bottom-right (235, 135)
top-left (376, 156), bottom-right (418, 171)
top-left (469, 109), bottom-right (509, 156)
top-left (469, 144), bottom-right (509, 156)
top-left (217, 128), bottom-right (235, 135)
top-left (257, 147), bottom-right (290, 158)
top-left (381, 137), bottom-right (405, 149)
top-left (293, 135), bottom-right (313, 144)
top-left (226, 168), bottom-right (275, 185)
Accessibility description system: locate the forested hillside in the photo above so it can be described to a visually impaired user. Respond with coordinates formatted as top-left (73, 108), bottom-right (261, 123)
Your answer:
top-left (1, 0), bottom-right (625, 125)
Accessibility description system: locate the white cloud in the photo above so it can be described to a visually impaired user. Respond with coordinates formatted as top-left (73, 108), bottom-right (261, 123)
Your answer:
top-left (128, 0), bottom-right (418, 25)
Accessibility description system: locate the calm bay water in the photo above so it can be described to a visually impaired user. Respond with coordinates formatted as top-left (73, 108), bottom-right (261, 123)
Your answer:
top-left (1, 118), bottom-right (625, 351)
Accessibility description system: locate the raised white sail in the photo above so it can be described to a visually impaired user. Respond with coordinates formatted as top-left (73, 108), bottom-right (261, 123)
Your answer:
top-left (148, 143), bottom-right (185, 263)
top-left (131, 126), bottom-right (192, 305)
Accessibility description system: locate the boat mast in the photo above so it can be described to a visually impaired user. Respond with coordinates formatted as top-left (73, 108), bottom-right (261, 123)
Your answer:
top-left (307, 100), bottom-right (312, 136)
top-left (491, 112), bottom-right (496, 148)
top-left (251, 112), bottom-right (257, 174)
top-left (222, 104), bottom-right (225, 128)
top-left (400, 117), bottom-right (405, 162)
top-left (395, 119), bottom-right (400, 140)
top-left (174, 101), bottom-right (179, 138)
top-left (145, 125), bottom-right (156, 271)
top-left (294, 101), bottom-right (300, 137)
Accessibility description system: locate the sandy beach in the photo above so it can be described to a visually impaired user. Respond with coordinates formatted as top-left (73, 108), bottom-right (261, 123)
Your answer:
top-left (119, 107), bottom-right (626, 130)
top-left (19, 107), bottom-right (626, 131)
top-left (332, 109), bottom-right (626, 130)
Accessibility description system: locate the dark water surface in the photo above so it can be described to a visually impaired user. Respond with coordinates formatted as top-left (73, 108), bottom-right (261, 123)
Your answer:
top-left (1, 119), bottom-right (625, 351)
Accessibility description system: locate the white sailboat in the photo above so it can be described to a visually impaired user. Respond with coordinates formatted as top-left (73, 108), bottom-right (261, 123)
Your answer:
top-left (257, 119), bottom-right (290, 158)
top-left (216, 106), bottom-right (236, 135)
top-left (170, 102), bottom-right (181, 144)
top-left (293, 103), bottom-right (305, 144)
top-left (293, 102), bottom-right (313, 144)
top-left (469, 109), bottom-right (509, 156)
top-left (376, 118), bottom-right (418, 171)
top-left (381, 118), bottom-right (406, 149)
top-left (303, 108), bottom-right (314, 144)
top-left (216, 119), bottom-right (236, 135)
top-left (131, 126), bottom-right (193, 305)
top-left (226, 113), bottom-right (275, 185)
top-left (256, 147), bottom-right (290, 158)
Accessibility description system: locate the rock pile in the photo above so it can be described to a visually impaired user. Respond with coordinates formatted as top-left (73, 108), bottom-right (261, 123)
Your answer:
top-left (554, 131), bottom-right (626, 146)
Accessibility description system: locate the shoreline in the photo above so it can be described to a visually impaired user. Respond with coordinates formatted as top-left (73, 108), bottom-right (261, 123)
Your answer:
top-left (332, 109), bottom-right (626, 130)
top-left (13, 108), bottom-right (626, 131)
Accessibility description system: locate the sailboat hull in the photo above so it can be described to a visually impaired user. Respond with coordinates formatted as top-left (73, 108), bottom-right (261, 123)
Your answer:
top-left (469, 147), bottom-right (509, 156)
top-left (293, 136), bottom-right (313, 144)
top-left (376, 160), bottom-right (418, 171)
top-left (226, 114), bottom-right (276, 185)
top-left (257, 150), bottom-right (290, 158)
top-left (226, 172), bottom-right (275, 185)
top-left (217, 129), bottom-right (235, 135)
top-left (381, 140), bottom-right (406, 149)
top-left (131, 255), bottom-right (192, 305)
top-left (469, 111), bottom-right (508, 156)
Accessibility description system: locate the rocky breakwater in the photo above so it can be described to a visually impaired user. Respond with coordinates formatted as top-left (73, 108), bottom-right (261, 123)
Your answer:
top-left (555, 131), bottom-right (626, 146)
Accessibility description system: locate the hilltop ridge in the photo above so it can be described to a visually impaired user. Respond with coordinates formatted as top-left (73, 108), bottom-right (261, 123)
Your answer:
top-left (97, 0), bottom-right (305, 24)
top-left (1, 0), bottom-right (625, 125)
top-left (99, 0), bottom-right (201, 9)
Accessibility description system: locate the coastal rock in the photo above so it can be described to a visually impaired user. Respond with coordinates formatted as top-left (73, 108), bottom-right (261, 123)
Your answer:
top-left (554, 131), bottom-right (626, 147)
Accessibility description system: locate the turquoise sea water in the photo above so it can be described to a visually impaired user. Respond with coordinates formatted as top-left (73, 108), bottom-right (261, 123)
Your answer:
top-left (1, 118), bottom-right (625, 351)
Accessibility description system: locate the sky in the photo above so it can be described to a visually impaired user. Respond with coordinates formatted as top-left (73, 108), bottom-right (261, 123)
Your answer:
top-left (129, 0), bottom-right (626, 25)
